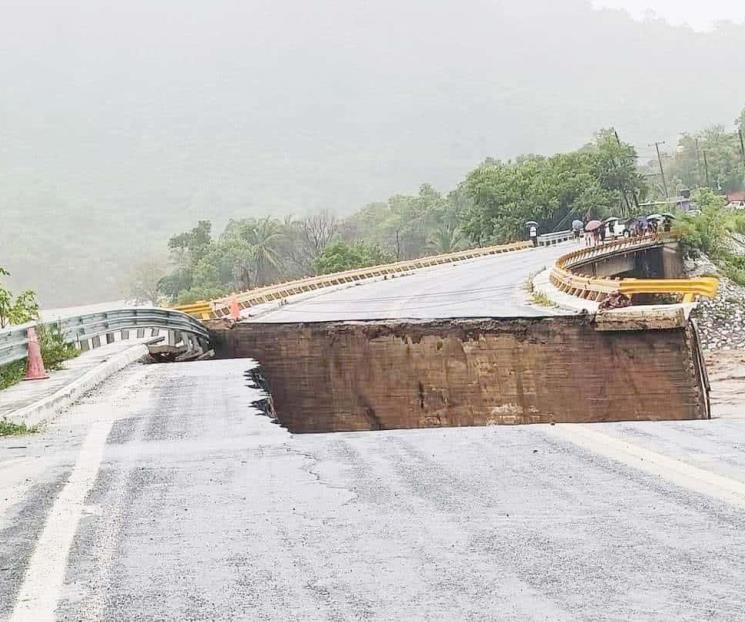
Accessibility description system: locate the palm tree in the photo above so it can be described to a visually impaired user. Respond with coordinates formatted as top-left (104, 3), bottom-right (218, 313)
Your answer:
top-left (244, 217), bottom-right (286, 286)
top-left (429, 223), bottom-right (464, 254)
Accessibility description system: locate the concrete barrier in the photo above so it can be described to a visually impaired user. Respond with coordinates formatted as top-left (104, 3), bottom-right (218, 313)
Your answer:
top-left (209, 313), bottom-right (710, 433)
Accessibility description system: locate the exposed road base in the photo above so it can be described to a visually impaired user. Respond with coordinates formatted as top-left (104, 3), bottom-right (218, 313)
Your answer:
top-left (210, 315), bottom-right (710, 432)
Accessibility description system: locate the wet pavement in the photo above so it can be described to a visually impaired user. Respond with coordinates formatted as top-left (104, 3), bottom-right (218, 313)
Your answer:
top-left (2, 359), bottom-right (745, 621)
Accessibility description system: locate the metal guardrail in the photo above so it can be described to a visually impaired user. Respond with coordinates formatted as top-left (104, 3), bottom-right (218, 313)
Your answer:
top-left (550, 235), bottom-right (720, 302)
top-left (559, 234), bottom-right (665, 271)
top-left (537, 230), bottom-right (573, 246)
top-left (177, 240), bottom-right (534, 319)
top-left (619, 278), bottom-right (719, 298)
top-left (0, 308), bottom-right (211, 368)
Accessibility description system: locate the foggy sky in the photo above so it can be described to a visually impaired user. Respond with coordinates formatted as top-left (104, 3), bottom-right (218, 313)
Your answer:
top-left (592, 0), bottom-right (744, 31)
top-left (1, 0), bottom-right (745, 305)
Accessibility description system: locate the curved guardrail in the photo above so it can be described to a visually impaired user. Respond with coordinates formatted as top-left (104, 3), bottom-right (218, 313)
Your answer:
top-left (177, 240), bottom-right (533, 319)
top-left (550, 235), bottom-right (719, 302)
top-left (0, 308), bottom-right (211, 368)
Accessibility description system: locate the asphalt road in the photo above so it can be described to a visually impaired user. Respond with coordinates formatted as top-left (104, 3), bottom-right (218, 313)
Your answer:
top-left (3, 359), bottom-right (745, 621)
top-left (250, 243), bottom-right (572, 322)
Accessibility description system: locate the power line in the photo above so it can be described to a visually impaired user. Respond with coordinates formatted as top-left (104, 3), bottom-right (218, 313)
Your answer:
top-left (649, 141), bottom-right (669, 199)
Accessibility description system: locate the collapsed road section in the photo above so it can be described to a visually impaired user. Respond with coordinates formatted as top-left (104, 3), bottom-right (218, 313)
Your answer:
top-left (208, 310), bottom-right (709, 433)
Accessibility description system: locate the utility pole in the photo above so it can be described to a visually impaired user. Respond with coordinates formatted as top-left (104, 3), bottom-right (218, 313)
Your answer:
top-left (739, 129), bottom-right (745, 169)
top-left (702, 149), bottom-right (711, 188)
top-left (610, 129), bottom-right (631, 215)
top-left (650, 141), bottom-right (669, 199)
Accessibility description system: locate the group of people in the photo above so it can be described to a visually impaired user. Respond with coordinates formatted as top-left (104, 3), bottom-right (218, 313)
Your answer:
top-left (528, 214), bottom-right (674, 248)
top-left (569, 215), bottom-right (674, 247)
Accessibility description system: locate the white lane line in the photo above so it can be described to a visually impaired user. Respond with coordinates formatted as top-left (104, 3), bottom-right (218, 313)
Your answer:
top-left (549, 424), bottom-right (745, 509)
top-left (10, 420), bottom-right (113, 622)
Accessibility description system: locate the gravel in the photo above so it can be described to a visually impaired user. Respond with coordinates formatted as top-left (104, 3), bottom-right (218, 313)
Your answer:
top-left (688, 256), bottom-right (745, 351)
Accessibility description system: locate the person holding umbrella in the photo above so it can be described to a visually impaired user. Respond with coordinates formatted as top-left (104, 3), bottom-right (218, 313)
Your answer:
top-left (572, 219), bottom-right (583, 243)
top-left (584, 219), bottom-right (603, 247)
top-left (526, 221), bottom-right (539, 247)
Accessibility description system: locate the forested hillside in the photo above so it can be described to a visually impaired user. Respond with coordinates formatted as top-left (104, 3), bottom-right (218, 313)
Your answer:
top-left (2, 0), bottom-right (744, 305)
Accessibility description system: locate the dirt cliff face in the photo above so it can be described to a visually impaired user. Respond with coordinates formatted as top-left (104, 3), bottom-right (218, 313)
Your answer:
top-left (210, 316), bottom-right (709, 433)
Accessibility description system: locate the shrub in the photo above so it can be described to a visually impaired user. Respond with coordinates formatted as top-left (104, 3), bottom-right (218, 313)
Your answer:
top-left (38, 323), bottom-right (78, 371)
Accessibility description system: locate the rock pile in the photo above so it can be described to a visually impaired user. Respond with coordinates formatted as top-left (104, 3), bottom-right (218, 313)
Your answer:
top-left (688, 257), bottom-right (745, 351)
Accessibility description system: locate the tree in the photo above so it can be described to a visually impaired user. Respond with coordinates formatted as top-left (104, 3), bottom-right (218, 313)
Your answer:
top-left (461, 133), bottom-right (647, 247)
top-left (223, 217), bottom-right (286, 286)
top-left (299, 210), bottom-right (338, 259)
top-left (313, 241), bottom-right (393, 275)
top-left (168, 220), bottom-right (213, 265)
top-left (656, 124), bottom-right (745, 195)
top-left (429, 222), bottom-right (464, 254)
top-left (341, 185), bottom-right (466, 260)
top-left (673, 189), bottom-right (728, 259)
top-left (123, 258), bottom-right (168, 305)
top-left (0, 268), bottom-right (39, 328)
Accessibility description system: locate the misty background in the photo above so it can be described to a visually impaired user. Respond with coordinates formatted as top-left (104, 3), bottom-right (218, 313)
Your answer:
top-left (1, 0), bottom-right (744, 306)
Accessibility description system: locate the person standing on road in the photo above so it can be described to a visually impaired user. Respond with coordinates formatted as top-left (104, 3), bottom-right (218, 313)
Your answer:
top-left (572, 219), bottom-right (583, 243)
top-left (599, 223), bottom-right (606, 244)
top-left (529, 224), bottom-right (538, 247)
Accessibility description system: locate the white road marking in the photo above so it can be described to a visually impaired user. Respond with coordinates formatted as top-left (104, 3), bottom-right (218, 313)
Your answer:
top-left (550, 424), bottom-right (745, 509)
top-left (10, 420), bottom-right (113, 622)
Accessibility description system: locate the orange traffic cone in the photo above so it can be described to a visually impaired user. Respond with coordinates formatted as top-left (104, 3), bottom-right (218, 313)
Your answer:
top-left (229, 295), bottom-right (241, 321)
top-left (24, 327), bottom-right (49, 381)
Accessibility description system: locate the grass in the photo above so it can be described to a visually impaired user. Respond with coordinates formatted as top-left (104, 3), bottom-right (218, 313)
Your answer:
top-left (0, 359), bottom-right (26, 391)
top-left (525, 271), bottom-right (556, 307)
top-left (531, 290), bottom-right (557, 308)
top-left (0, 323), bottom-right (79, 393)
top-left (524, 271), bottom-right (541, 293)
top-left (0, 418), bottom-right (38, 437)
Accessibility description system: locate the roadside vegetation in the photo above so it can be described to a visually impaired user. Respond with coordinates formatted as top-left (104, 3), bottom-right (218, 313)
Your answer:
top-left (148, 110), bottom-right (745, 305)
top-left (155, 130), bottom-right (653, 304)
top-left (0, 418), bottom-right (38, 437)
top-left (525, 274), bottom-right (556, 309)
top-left (0, 268), bottom-right (79, 392)
top-left (674, 190), bottom-right (745, 287)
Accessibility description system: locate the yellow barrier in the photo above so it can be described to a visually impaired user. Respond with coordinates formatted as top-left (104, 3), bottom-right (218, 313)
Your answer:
top-left (619, 278), bottom-right (719, 298)
top-left (172, 301), bottom-right (212, 320)
top-left (550, 236), bottom-right (720, 303)
top-left (175, 240), bottom-right (533, 319)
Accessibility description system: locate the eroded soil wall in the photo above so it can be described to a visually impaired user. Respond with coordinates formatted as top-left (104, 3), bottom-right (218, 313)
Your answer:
top-left (210, 316), bottom-right (709, 433)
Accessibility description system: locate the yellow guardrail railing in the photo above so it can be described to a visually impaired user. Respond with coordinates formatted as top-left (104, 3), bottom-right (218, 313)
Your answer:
top-left (619, 278), bottom-right (719, 298)
top-left (557, 234), bottom-right (665, 272)
top-left (176, 240), bottom-right (533, 319)
top-left (171, 301), bottom-right (212, 320)
top-left (550, 234), bottom-right (720, 303)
